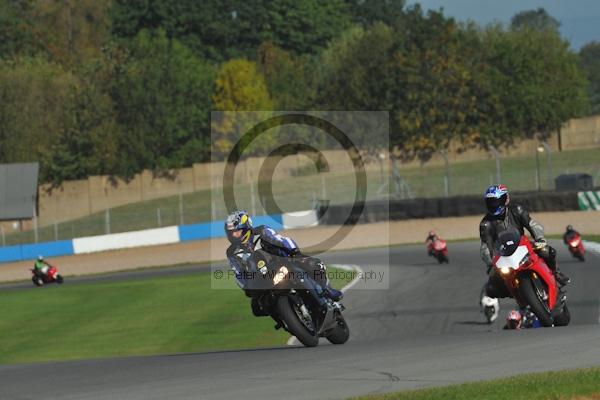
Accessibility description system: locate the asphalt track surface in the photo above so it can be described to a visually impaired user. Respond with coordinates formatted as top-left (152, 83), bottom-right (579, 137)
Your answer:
top-left (1, 240), bottom-right (599, 400)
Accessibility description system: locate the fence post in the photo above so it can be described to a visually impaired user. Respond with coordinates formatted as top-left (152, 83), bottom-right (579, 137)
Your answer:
top-left (33, 204), bottom-right (38, 243)
top-left (105, 209), bottom-right (110, 234)
top-left (157, 208), bottom-right (162, 227)
top-left (179, 193), bottom-right (184, 225)
top-left (250, 183), bottom-right (257, 216)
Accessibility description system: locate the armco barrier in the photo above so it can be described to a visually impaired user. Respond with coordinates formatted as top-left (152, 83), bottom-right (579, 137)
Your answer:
top-left (318, 191), bottom-right (581, 225)
top-left (0, 212), bottom-right (293, 263)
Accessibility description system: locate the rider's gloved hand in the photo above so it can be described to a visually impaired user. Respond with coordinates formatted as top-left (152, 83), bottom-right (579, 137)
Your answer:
top-left (533, 238), bottom-right (547, 250)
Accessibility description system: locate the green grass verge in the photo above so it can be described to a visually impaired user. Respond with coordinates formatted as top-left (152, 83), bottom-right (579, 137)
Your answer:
top-left (352, 367), bottom-right (600, 400)
top-left (0, 266), bottom-right (352, 364)
top-left (7, 147), bottom-right (598, 245)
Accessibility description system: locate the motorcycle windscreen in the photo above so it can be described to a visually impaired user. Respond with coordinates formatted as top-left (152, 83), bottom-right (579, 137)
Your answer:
top-left (496, 245), bottom-right (528, 270)
top-left (495, 229), bottom-right (521, 256)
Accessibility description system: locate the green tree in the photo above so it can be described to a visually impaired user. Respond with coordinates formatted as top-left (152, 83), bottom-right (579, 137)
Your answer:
top-left (0, 0), bottom-right (40, 59)
top-left (212, 58), bottom-right (273, 156)
top-left (257, 42), bottom-right (316, 110)
top-left (110, 0), bottom-right (351, 60)
top-left (110, 30), bottom-right (215, 177)
top-left (510, 7), bottom-right (560, 33)
top-left (481, 25), bottom-right (588, 144)
top-left (345, 0), bottom-right (406, 27)
top-left (579, 41), bottom-right (600, 115)
top-left (0, 57), bottom-right (78, 181)
top-left (31, 0), bottom-right (112, 67)
top-left (45, 68), bottom-right (119, 185)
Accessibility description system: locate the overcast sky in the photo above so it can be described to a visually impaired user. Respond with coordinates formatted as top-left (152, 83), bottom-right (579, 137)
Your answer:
top-left (407, 0), bottom-right (600, 49)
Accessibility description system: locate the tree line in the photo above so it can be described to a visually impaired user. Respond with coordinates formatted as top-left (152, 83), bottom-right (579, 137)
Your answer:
top-left (0, 1), bottom-right (596, 184)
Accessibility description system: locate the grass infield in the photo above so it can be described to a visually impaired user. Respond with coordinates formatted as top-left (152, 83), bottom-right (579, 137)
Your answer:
top-left (0, 266), bottom-right (353, 364)
top-left (352, 367), bottom-right (600, 400)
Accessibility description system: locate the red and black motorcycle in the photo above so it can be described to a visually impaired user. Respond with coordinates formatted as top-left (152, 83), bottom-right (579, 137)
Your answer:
top-left (428, 239), bottom-right (449, 263)
top-left (492, 230), bottom-right (570, 327)
top-left (565, 233), bottom-right (585, 262)
top-left (31, 265), bottom-right (64, 287)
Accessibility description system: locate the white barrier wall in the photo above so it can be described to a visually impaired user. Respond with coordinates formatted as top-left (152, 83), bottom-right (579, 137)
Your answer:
top-left (72, 226), bottom-right (180, 254)
top-left (282, 210), bottom-right (318, 229)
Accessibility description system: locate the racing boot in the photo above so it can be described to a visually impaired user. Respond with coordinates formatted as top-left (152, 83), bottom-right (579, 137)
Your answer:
top-left (554, 270), bottom-right (571, 287)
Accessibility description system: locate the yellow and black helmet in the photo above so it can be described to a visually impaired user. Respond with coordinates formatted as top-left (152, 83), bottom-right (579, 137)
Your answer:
top-left (224, 210), bottom-right (253, 244)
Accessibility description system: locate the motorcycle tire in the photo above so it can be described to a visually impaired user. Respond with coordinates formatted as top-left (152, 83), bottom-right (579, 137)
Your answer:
top-left (575, 253), bottom-right (585, 262)
top-left (326, 314), bottom-right (350, 345)
top-left (276, 296), bottom-right (319, 347)
top-left (56, 275), bottom-right (64, 284)
top-left (553, 304), bottom-right (571, 327)
top-left (518, 274), bottom-right (553, 327)
top-left (32, 276), bottom-right (43, 287)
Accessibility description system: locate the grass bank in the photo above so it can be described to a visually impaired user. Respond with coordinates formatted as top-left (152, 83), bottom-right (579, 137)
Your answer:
top-left (352, 367), bottom-right (600, 400)
top-left (0, 266), bottom-right (352, 364)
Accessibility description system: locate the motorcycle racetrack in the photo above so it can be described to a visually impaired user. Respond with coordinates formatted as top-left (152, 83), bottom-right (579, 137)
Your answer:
top-left (1, 240), bottom-right (599, 400)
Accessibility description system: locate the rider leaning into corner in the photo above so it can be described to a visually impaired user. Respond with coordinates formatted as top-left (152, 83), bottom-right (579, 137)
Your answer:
top-left (33, 255), bottom-right (51, 276)
top-left (225, 210), bottom-right (343, 315)
top-left (480, 184), bottom-right (570, 299)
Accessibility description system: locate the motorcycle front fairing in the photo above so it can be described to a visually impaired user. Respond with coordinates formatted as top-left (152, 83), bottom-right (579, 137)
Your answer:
top-left (494, 236), bottom-right (558, 311)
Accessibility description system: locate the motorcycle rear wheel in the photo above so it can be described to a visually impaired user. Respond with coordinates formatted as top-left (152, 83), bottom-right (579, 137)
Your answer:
top-left (56, 274), bottom-right (64, 284)
top-left (276, 296), bottom-right (319, 347)
top-left (518, 274), bottom-right (553, 327)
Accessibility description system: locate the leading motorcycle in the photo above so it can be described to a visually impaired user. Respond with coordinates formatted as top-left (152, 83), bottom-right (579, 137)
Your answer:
top-left (243, 253), bottom-right (350, 347)
top-left (492, 230), bottom-right (570, 327)
top-left (31, 265), bottom-right (64, 287)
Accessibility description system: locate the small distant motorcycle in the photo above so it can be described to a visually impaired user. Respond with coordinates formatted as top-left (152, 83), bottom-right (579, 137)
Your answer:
top-left (429, 239), bottom-right (449, 263)
top-left (565, 233), bottom-right (585, 262)
top-left (31, 265), bottom-right (64, 287)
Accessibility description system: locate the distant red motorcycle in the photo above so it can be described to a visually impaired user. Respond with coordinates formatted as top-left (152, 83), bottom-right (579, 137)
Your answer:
top-left (31, 265), bottom-right (64, 287)
top-left (428, 239), bottom-right (449, 264)
top-left (493, 230), bottom-right (570, 327)
top-left (565, 233), bottom-right (585, 262)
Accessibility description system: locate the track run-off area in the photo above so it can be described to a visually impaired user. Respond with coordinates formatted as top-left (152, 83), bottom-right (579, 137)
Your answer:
top-left (1, 240), bottom-right (599, 400)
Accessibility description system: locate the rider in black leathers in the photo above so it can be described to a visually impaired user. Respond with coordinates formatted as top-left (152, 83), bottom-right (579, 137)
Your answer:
top-left (480, 185), bottom-right (570, 298)
top-left (225, 210), bottom-right (342, 316)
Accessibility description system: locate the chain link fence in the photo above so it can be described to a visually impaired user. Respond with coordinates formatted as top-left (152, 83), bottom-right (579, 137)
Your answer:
top-left (1, 147), bottom-right (598, 246)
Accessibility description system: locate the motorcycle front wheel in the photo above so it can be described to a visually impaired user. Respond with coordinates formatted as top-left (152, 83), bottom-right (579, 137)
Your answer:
top-left (276, 296), bottom-right (319, 347)
top-left (518, 274), bottom-right (553, 327)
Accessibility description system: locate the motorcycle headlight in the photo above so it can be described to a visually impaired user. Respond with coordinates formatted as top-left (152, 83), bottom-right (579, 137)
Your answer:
top-left (570, 240), bottom-right (580, 247)
top-left (273, 266), bottom-right (289, 285)
top-left (500, 266), bottom-right (511, 275)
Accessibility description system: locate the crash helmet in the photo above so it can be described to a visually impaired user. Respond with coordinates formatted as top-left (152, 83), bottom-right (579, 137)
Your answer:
top-left (566, 225), bottom-right (573, 232)
top-left (484, 185), bottom-right (509, 216)
top-left (506, 309), bottom-right (522, 329)
top-left (428, 230), bottom-right (436, 237)
top-left (37, 255), bottom-right (44, 261)
top-left (224, 210), bottom-right (253, 245)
